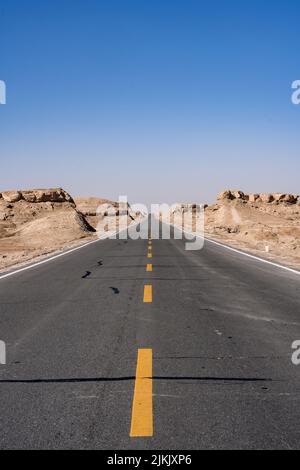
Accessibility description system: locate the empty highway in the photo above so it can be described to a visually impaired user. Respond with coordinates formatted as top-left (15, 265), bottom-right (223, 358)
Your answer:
top-left (0, 218), bottom-right (300, 449)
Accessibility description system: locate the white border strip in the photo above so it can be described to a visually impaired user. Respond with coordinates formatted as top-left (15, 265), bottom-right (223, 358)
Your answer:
top-left (169, 222), bottom-right (300, 277)
top-left (0, 218), bottom-right (144, 281)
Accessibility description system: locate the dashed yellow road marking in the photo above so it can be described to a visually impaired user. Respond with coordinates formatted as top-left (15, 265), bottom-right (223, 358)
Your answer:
top-left (130, 349), bottom-right (153, 437)
top-left (143, 285), bottom-right (152, 303)
top-left (147, 253), bottom-right (152, 259)
top-left (146, 264), bottom-right (153, 272)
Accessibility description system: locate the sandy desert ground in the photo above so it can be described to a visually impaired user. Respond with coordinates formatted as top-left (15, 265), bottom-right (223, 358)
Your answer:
top-left (170, 190), bottom-right (300, 270)
top-left (1, 188), bottom-right (300, 272)
top-left (0, 189), bottom-right (138, 272)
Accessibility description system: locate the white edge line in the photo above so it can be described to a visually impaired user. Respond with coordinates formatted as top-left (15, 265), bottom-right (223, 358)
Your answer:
top-left (0, 218), bottom-right (144, 281)
top-left (161, 219), bottom-right (300, 277)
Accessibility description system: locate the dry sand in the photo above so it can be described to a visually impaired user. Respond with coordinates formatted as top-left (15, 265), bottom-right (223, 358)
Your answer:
top-left (0, 189), bottom-right (96, 271)
top-left (0, 189), bottom-right (138, 272)
top-left (2, 187), bottom-right (299, 273)
top-left (205, 200), bottom-right (300, 270)
top-left (170, 190), bottom-right (300, 270)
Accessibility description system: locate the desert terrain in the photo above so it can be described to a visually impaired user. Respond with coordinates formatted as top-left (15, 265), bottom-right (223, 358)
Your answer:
top-left (171, 190), bottom-right (300, 270)
top-left (0, 189), bottom-right (138, 271)
top-left (74, 196), bottom-right (137, 231)
top-left (1, 187), bottom-right (300, 272)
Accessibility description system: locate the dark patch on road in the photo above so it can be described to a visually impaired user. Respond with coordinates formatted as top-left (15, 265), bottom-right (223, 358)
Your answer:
top-left (0, 376), bottom-right (135, 384)
top-left (110, 287), bottom-right (120, 294)
top-left (0, 375), bottom-right (271, 384)
top-left (152, 376), bottom-right (272, 383)
top-left (82, 271), bottom-right (91, 279)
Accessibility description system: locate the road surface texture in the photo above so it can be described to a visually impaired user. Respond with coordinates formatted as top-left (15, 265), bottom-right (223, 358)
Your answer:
top-left (0, 218), bottom-right (300, 450)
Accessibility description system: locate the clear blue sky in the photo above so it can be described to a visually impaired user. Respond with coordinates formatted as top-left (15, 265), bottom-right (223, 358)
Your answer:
top-left (1, 0), bottom-right (299, 204)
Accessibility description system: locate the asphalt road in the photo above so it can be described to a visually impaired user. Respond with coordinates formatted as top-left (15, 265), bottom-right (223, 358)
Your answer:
top-left (0, 218), bottom-right (300, 449)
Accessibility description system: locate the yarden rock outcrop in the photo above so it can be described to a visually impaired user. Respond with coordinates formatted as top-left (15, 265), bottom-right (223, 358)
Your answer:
top-left (0, 188), bottom-right (94, 270)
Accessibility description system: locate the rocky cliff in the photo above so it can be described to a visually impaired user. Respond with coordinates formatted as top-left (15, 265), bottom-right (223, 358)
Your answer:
top-left (0, 188), bottom-right (75, 204)
top-left (217, 190), bottom-right (299, 204)
top-left (205, 190), bottom-right (300, 269)
top-left (74, 197), bottom-right (138, 230)
top-left (0, 188), bottom-right (95, 270)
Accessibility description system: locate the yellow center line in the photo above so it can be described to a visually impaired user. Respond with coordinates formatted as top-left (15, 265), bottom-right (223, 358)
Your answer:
top-left (147, 253), bottom-right (152, 259)
top-left (143, 285), bottom-right (152, 302)
top-left (146, 263), bottom-right (153, 272)
top-left (130, 349), bottom-right (153, 437)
